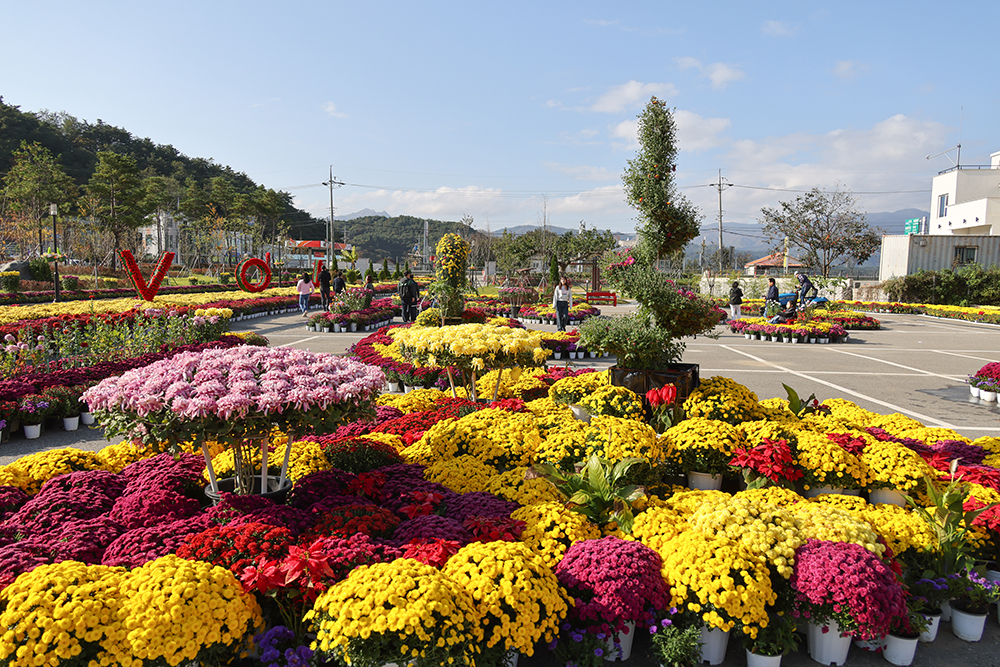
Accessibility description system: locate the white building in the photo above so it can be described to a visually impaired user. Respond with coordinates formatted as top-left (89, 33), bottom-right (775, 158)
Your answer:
top-left (928, 151), bottom-right (1000, 236)
top-left (138, 211), bottom-right (183, 261)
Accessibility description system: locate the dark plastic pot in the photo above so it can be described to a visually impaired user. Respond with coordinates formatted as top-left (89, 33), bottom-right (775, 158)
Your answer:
top-left (204, 476), bottom-right (292, 505)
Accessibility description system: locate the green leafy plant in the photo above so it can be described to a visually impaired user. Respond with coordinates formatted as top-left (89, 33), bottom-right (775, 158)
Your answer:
top-left (28, 257), bottom-right (53, 283)
top-left (906, 464), bottom-right (998, 578)
top-left (528, 455), bottom-right (646, 533)
top-left (0, 272), bottom-right (20, 292)
top-left (649, 614), bottom-right (701, 667)
top-left (745, 610), bottom-right (800, 656)
top-left (781, 383), bottom-right (830, 418)
top-left (577, 313), bottom-right (686, 370)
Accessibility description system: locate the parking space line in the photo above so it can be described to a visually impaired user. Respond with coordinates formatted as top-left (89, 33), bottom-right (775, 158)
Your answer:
top-left (934, 350), bottom-right (1000, 364)
top-left (720, 345), bottom-right (957, 428)
top-left (822, 348), bottom-right (959, 381)
top-left (279, 336), bottom-right (320, 347)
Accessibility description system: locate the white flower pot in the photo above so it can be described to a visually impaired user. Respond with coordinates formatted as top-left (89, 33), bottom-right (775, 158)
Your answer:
top-left (334, 324), bottom-right (342, 332)
top-left (980, 390), bottom-right (998, 402)
top-left (970, 385), bottom-right (981, 398)
top-left (809, 337), bottom-right (817, 344)
top-left (745, 333), bottom-right (752, 339)
top-left (602, 620), bottom-right (635, 662)
top-left (854, 636), bottom-right (885, 652)
top-left (403, 385), bottom-right (416, 394)
top-left (323, 327), bottom-right (332, 333)
top-left (919, 611), bottom-right (940, 642)
top-left (23, 423), bottom-right (41, 439)
top-left (883, 634), bottom-right (918, 666)
top-left (790, 337), bottom-right (797, 343)
top-left (503, 651), bottom-right (519, 667)
top-left (820, 337), bottom-right (830, 344)
top-left (807, 620), bottom-right (851, 666)
top-left (350, 323), bottom-right (358, 331)
top-left (63, 416), bottom-right (80, 431)
top-left (570, 404), bottom-right (591, 424)
top-left (698, 625), bottom-right (730, 665)
top-left (745, 649), bottom-right (781, 667)
top-left (687, 471), bottom-right (722, 491)
top-left (951, 607), bottom-right (987, 642)
top-left (940, 600), bottom-right (951, 622)
top-left (554, 352), bottom-right (563, 360)
top-left (80, 412), bottom-right (95, 425)
top-left (869, 488), bottom-right (906, 506)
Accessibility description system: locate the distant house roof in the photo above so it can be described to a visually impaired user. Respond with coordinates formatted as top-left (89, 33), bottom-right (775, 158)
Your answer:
top-left (744, 252), bottom-right (806, 269)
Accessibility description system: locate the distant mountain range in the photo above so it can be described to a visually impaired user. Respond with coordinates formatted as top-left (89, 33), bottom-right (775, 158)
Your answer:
top-left (335, 208), bottom-right (390, 221)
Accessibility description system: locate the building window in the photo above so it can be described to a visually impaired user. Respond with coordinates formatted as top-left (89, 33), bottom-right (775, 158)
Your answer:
top-left (954, 246), bottom-right (977, 265)
top-left (938, 193), bottom-right (948, 218)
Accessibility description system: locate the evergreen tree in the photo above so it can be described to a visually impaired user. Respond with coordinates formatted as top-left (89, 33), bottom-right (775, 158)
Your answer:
top-left (549, 253), bottom-right (560, 286)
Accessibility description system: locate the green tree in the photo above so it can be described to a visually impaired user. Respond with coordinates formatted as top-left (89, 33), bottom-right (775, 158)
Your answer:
top-left (758, 186), bottom-right (881, 278)
top-left (553, 227), bottom-right (618, 273)
top-left (549, 253), bottom-right (559, 286)
top-left (622, 97), bottom-right (701, 263)
top-left (142, 175), bottom-right (180, 256)
top-left (1, 141), bottom-right (77, 255)
top-left (84, 151), bottom-right (153, 268)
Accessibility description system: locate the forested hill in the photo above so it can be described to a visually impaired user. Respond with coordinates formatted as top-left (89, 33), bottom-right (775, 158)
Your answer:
top-left (0, 97), bottom-right (319, 232)
top-left (344, 215), bottom-right (477, 261)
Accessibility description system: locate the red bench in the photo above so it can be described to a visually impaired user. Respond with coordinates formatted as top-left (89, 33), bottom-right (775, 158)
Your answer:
top-left (585, 291), bottom-right (617, 306)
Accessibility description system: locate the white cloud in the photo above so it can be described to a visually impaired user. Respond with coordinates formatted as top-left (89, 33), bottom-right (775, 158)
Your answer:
top-left (609, 111), bottom-right (730, 152)
top-left (694, 114), bottom-right (949, 222)
top-left (676, 57), bottom-right (745, 90)
top-left (322, 102), bottom-right (348, 118)
top-left (762, 20), bottom-right (797, 36)
top-left (544, 100), bottom-right (562, 108)
top-left (543, 162), bottom-right (617, 181)
top-left (590, 81), bottom-right (677, 113)
top-left (832, 60), bottom-right (869, 80)
top-left (584, 19), bottom-right (618, 27)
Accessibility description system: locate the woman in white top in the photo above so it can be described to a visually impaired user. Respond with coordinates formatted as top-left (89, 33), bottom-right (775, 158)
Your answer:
top-left (552, 276), bottom-right (573, 331)
top-left (296, 272), bottom-right (315, 316)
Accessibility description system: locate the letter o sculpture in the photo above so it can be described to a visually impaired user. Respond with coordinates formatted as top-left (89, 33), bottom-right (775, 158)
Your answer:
top-left (236, 258), bottom-right (272, 293)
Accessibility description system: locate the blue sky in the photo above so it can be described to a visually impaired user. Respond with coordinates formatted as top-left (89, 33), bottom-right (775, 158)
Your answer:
top-left (3, 1), bottom-right (999, 240)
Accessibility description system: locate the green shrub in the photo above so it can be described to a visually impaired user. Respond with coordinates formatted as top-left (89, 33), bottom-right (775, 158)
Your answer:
top-left (344, 269), bottom-right (362, 284)
top-left (188, 276), bottom-right (200, 285)
top-left (61, 275), bottom-right (80, 290)
top-left (28, 257), bottom-right (52, 283)
top-left (219, 272), bottom-right (232, 285)
top-left (0, 271), bottom-right (20, 292)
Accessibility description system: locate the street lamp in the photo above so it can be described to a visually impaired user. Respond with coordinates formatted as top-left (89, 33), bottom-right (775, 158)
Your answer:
top-left (50, 204), bottom-right (60, 303)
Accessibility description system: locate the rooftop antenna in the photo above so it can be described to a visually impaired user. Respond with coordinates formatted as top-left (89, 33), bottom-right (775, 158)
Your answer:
top-left (925, 106), bottom-right (963, 167)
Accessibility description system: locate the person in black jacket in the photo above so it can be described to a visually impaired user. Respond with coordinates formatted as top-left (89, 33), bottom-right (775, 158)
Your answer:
top-left (332, 270), bottom-right (346, 296)
top-left (398, 271), bottom-right (419, 322)
top-left (318, 265), bottom-right (332, 311)
top-left (728, 281), bottom-right (743, 320)
top-left (765, 277), bottom-right (779, 305)
top-left (769, 296), bottom-right (799, 323)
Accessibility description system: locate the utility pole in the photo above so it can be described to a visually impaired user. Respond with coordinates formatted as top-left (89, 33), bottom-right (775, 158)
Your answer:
top-left (322, 167), bottom-right (344, 270)
top-left (712, 169), bottom-right (732, 275)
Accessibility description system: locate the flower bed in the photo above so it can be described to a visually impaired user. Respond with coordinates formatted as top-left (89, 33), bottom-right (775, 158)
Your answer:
top-left (1, 324), bottom-right (999, 665)
top-left (729, 318), bottom-right (849, 342)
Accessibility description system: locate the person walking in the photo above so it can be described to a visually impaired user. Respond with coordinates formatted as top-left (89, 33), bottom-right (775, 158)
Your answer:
top-left (296, 272), bottom-right (315, 316)
top-left (332, 270), bottom-right (346, 296)
top-left (552, 275), bottom-right (572, 332)
top-left (318, 264), bottom-right (332, 311)
top-left (398, 271), bottom-right (419, 322)
top-left (728, 281), bottom-right (743, 320)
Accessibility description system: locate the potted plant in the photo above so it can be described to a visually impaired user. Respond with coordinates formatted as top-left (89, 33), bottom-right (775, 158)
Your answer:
top-left (579, 98), bottom-right (723, 401)
top-left (83, 346), bottom-right (383, 498)
top-left (883, 609), bottom-right (928, 666)
top-left (743, 609), bottom-right (800, 667)
top-left (18, 395), bottom-right (52, 439)
top-left (661, 417), bottom-right (745, 490)
top-left (305, 558), bottom-right (483, 666)
top-left (443, 541), bottom-right (570, 667)
top-left (649, 609), bottom-right (702, 667)
top-left (790, 539), bottom-right (908, 666)
top-left (555, 536), bottom-right (670, 661)
top-left (949, 570), bottom-right (999, 641)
